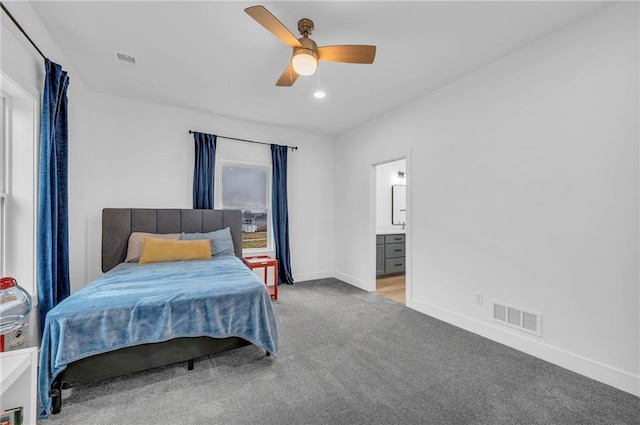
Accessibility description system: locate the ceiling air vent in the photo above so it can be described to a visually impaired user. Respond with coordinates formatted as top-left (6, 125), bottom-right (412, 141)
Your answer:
top-left (493, 300), bottom-right (542, 336)
top-left (113, 51), bottom-right (137, 69)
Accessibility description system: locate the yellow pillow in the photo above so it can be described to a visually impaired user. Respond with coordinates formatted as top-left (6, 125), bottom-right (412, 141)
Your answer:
top-left (125, 232), bottom-right (181, 262)
top-left (139, 238), bottom-right (212, 264)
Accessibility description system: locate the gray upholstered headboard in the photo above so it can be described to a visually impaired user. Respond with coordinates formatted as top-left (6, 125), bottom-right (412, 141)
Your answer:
top-left (102, 208), bottom-right (243, 272)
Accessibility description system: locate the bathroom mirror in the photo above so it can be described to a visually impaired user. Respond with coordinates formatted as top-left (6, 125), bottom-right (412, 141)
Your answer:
top-left (392, 185), bottom-right (406, 225)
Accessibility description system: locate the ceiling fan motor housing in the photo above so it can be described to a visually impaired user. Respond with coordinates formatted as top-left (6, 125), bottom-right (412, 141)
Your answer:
top-left (294, 36), bottom-right (318, 59)
top-left (297, 18), bottom-right (314, 36)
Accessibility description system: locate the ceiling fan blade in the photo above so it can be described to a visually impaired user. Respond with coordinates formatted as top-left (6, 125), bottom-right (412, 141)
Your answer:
top-left (245, 5), bottom-right (301, 49)
top-left (317, 45), bottom-right (376, 64)
top-left (276, 64), bottom-right (299, 87)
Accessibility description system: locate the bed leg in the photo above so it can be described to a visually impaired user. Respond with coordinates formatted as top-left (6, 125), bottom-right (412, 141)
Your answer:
top-left (187, 359), bottom-right (194, 370)
top-left (51, 379), bottom-right (63, 414)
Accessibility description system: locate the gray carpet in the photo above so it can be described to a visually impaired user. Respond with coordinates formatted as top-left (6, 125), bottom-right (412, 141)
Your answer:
top-left (39, 278), bottom-right (639, 425)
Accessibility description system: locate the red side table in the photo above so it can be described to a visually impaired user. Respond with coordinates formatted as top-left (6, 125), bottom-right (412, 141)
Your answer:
top-left (242, 256), bottom-right (278, 300)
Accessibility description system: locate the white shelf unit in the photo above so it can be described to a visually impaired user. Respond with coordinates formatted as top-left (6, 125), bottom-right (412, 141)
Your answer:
top-left (1, 347), bottom-right (38, 424)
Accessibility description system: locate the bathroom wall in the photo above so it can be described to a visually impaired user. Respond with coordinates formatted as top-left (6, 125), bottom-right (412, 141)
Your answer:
top-left (376, 158), bottom-right (406, 235)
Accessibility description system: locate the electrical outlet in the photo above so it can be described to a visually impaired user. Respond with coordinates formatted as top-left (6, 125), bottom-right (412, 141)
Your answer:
top-left (475, 292), bottom-right (483, 305)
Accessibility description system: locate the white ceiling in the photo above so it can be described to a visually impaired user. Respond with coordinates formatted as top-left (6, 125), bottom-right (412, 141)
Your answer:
top-left (29, 1), bottom-right (609, 136)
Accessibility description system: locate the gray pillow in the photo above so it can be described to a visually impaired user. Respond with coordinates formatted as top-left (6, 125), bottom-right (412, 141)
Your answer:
top-left (125, 232), bottom-right (181, 263)
top-left (181, 227), bottom-right (235, 256)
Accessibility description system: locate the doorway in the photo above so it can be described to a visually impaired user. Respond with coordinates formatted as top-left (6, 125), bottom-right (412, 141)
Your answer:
top-left (374, 158), bottom-right (407, 304)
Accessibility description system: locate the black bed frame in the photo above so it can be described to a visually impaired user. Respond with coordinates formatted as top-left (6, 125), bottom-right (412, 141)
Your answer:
top-left (51, 208), bottom-right (257, 414)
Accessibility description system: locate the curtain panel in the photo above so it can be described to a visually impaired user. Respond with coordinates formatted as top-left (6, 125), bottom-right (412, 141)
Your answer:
top-left (192, 132), bottom-right (217, 209)
top-left (37, 59), bottom-right (71, 332)
top-left (271, 144), bottom-right (294, 284)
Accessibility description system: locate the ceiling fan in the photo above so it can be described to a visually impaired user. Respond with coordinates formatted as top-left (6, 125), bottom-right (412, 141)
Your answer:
top-left (245, 5), bottom-right (376, 87)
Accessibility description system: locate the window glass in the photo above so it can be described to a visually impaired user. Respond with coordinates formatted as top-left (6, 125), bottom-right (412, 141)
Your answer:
top-left (0, 95), bottom-right (5, 190)
top-left (221, 163), bottom-right (271, 251)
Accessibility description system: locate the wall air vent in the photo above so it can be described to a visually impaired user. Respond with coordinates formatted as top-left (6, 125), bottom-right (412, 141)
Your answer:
top-left (113, 51), bottom-right (137, 69)
top-left (492, 301), bottom-right (542, 336)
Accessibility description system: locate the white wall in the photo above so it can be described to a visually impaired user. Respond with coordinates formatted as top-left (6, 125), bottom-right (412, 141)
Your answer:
top-left (334, 3), bottom-right (639, 396)
top-left (82, 92), bottom-right (335, 285)
top-left (376, 159), bottom-right (406, 235)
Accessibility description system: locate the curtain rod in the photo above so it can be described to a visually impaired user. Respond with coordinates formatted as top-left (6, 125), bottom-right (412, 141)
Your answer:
top-left (188, 130), bottom-right (298, 151)
top-left (1, 1), bottom-right (46, 60)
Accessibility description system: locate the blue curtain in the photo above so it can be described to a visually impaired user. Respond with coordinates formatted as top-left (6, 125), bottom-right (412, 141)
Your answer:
top-left (37, 59), bottom-right (71, 332)
top-left (271, 144), bottom-right (294, 284)
top-left (192, 132), bottom-right (217, 209)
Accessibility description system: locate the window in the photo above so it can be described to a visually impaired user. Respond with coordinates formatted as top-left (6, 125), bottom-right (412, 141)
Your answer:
top-left (0, 73), bottom-right (37, 296)
top-left (0, 93), bottom-right (8, 275)
top-left (220, 162), bottom-right (271, 251)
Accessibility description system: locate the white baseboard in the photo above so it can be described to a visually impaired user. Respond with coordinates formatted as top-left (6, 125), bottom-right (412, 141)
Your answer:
top-left (293, 270), bottom-right (334, 282)
top-left (411, 298), bottom-right (640, 397)
top-left (331, 270), bottom-right (367, 291)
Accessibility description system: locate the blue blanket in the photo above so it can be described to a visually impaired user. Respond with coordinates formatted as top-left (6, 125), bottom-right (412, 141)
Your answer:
top-left (38, 255), bottom-right (278, 418)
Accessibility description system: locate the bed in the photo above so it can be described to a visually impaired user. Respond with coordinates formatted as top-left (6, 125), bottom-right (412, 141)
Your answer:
top-left (38, 208), bottom-right (279, 418)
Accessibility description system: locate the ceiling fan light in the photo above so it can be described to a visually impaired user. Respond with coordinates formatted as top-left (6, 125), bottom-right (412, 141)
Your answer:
top-left (313, 88), bottom-right (326, 99)
top-left (291, 48), bottom-right (318, 76)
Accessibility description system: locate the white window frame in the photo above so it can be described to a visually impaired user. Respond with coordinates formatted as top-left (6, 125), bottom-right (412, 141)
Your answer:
top-left (0, 72), bottom-right (38, 297)
top-left (218, 160), bottom-right (273, 254)
top-left (0, 93), bottom-right (9, 275)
